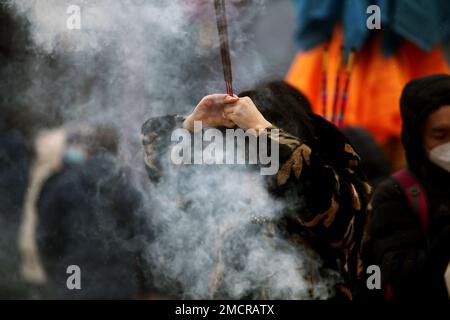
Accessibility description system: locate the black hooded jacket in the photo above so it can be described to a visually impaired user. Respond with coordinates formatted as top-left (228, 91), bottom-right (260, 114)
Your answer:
top-left (364, 74), bottom-right (450, 300)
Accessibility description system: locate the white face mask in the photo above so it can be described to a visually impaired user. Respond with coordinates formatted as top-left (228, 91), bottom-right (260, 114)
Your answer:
top-left (429, 142), bottom-right (450, 173)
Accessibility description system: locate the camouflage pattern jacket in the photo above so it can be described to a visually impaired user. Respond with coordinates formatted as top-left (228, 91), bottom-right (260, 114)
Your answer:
top-left (141, 114), bottom-right (371, 299)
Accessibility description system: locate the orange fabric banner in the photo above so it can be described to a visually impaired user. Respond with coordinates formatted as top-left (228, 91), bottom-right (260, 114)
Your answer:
top-left (286, 27), bottom-right (450, 144)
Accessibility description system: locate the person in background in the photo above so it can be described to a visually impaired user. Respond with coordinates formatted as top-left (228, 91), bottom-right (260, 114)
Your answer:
top-left (0, 110), bottom-right (30, 299)
top-left (363, 74), bottom-right (450, 301)
top-left (34, 124), bottom-right (151, 299)
top-left (0, 100), bottom-right (62, 299)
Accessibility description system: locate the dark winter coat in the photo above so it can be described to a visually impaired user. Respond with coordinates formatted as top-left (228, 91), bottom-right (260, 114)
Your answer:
top-left (363, 74), bottom-right (450, 300)
top-left (36, 153), bottom-right (149, 299)
top-left (0, 131), bottom-right (30, 298)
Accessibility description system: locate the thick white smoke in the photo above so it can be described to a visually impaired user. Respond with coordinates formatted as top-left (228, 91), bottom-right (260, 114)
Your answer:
top-left (147, 155), bottom-right (340, 299)
top-left (6, 0), bottom-right (339, 299)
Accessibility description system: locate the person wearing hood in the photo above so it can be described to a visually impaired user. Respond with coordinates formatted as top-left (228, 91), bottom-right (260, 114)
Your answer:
top-left (363, 74), bottom-right (450, 300)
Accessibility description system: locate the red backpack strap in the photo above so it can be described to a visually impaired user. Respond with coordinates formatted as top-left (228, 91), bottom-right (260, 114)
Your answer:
top-left (392, 169), bottom-right (429, 232)
top-left (383, 169), bottom-right (429, 300)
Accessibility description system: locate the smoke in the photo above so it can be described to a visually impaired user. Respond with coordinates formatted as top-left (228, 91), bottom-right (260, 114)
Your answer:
top-left (146, 158), bottom-right (340, 299)
top-left (3, 0), bottom-right (274, 162)
top-left (3, 0), bottom-right (338, 299)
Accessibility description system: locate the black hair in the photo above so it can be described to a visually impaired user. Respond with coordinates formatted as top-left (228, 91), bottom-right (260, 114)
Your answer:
top-left (342, 126), bottom-right (391, 188)
top-left (238, 81), bottom-right (316, 140)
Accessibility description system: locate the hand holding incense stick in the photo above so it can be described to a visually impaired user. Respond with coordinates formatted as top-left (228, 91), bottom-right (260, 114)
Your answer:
top-left (214, 0), bottom-right (234, 96)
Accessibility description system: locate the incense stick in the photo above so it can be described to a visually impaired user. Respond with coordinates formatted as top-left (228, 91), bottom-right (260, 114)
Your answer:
top-left (214, 0), bottom-right (234, 96)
